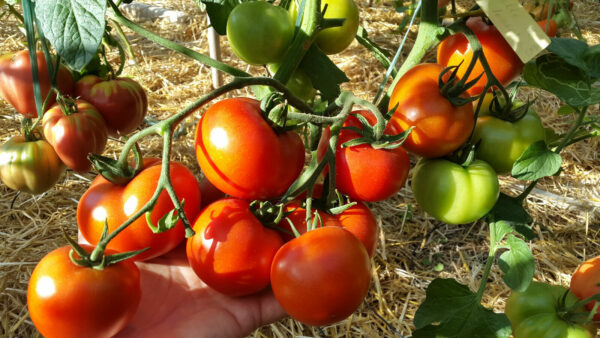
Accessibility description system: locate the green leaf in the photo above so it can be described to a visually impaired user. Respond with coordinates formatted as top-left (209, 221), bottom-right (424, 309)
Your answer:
top-left (147, 200), bottom-right (185, 234)
top-left (493, 221), bottom-right (515, 244)
top-left (546, 38), bottom-right (589, 71)
top-left (299, 45), bottom-right (349, 101)
top-left (511, 141), bottom-right (562, 181)
top-left (201, 0), bottom-right (241, 36)
top-left (355, 26), bottom-right (395, 78)
top-left (583, 44), bottom-right (600, 79)
top-left (556, 105), bottom-right (576, 115)
top-left (523, 54), bottom-right (600, 107)
top-left (413, 278), bottom-right (512, 338)
top-left (498, 235), bottom-right (535, 292)
top-left (487, 194), bottom-right (533, 230)
top-left (35, 0), bottom-right (107, 71)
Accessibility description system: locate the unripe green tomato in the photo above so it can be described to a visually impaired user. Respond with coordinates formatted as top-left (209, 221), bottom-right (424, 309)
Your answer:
top-left (267, 64), bottom-right (316, 102)
top-left (472, 109), bottom-right (546, 174)
top-left (0, 135), bottom-right (65, 194)
top-left (227, 1), bottom-right (294, 65)
top-left (289, 0), bottom-right (359, 55)
top-left (411, 158), bottom-right (499, 225)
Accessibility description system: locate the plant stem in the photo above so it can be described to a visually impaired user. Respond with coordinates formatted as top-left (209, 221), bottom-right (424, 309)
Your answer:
top-left (476, 221), bottom-right (497, 301)
top-left (107, 0), bottom-right (249, 78)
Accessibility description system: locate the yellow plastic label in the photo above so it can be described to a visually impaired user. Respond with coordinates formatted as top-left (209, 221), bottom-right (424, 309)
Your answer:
top-left (475, 0), bottom-right (551, 63)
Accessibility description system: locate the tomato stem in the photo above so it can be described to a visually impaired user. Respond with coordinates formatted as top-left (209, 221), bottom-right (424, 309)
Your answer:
top-left (475, 221), bottom-right (498, 302)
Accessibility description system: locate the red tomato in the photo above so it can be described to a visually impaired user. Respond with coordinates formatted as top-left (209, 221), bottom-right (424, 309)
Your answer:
top-left (438, 0), bottom-right (451, 7)
top-left (77, 158), bottom-right (202, 261)
top-left (270, 226), bottom-right (371, 326)
top-left (276, 200), bottom-right (340, 242)
top-left (42, 99), bottom-right (108, 172)
top-left (186, 198), bottom-right (283, 296)
top-left (0, 50), bottom-right (74, 118)
top-left (388, 63), bottom-right (474, 158)
top-left (27, 245), bottom-right (141, 338)
top-left (329, 110), bottom-right (410, 202)
top-left (570, 256), bottom-right (600, 321)
top-left (437, 16), bottom-right (523, 96)
top-left (337, 202), bottom-right (378, 257)
top-left (195, 98), bottom-right (305, 200)
top-left (199, 176), bottom-right (226, 209)
top-left (75, 75), bottom-right (148, 136)
top-left (537, 19), bottom-right (558, 37)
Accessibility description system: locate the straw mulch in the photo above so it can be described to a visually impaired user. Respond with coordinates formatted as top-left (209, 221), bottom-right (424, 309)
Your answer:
top-left (1, 0), bottom-right (599, 337)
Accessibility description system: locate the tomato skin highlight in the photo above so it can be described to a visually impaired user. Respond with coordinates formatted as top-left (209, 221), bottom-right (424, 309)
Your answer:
top-left (0, 135), bottom-right (65, 194)
top-left (186, 198), bottom-right (283, 296)
top-left (472, 109), bottom-right (546, 174)
top-left (27, 245), bottom-right (141, 338)
top-left (505, 281), bottom-right (594, 338)
top-left (195, 98), bottom-right (305, 200)
top-left (437, 16), bottom-right (524, 96)
top-left (227, 1), bottom-right (294, 65)
top-left (270, 226), bottom-right (371, 326)
top-left (42, 99), bottom-right (108, 172)
top-left (0, 50), bottom-right (74, 118)
top-left (77, 158), bottom-right (202, 261)
top-left (75, 75), bottom-right (148, 136)
top-left (388, 63), bottom-right (474, 158)
top-left (571, 256), bottom-right (600, 322)
top-left (411, 158), bottom-right (499, 224)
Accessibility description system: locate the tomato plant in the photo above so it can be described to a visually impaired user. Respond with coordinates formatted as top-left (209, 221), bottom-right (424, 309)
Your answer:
top-left (270, 226), bottom-right (371, 326)
top-left (0, 135), bottom-right (65, 194)
top-left (472, 108), bottom-right (546, 174)
top-left (186, 198), bottom-right (283, 296)
top-left (505, 281), bottom-right (594, 338)
top-left (267, 63), bottom-right (316, 102)
top-left (0, 50), bottom-right (74, 118)
top-left (571, 256), bottom-right (600, 322)
top-left (326, 110), bottom-right (410, 202)
top-left (437, 16), bottom-right (523, 96)
top-left (227, 1), bottom-right (294, 65)
top-left (195, 97), bottom-right (305, 200)
top-left (388, 63), bottom-right (474, 158)
top-left (77, 158), bottom-right (201, 261)
top-left (75, 75), bottom-right (148, 136)
top-left (27, 245), bottom-right (141, 338)
top-left (42, 99), bottom-right (108, 173)
top-left (411, 158), bottom-right (499, 224)
top-left (537, 19), bottom-right (558, 37)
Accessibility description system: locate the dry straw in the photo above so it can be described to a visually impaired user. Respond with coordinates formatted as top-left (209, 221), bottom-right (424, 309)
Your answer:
top-left (0, 0), bottom-right (599, 337)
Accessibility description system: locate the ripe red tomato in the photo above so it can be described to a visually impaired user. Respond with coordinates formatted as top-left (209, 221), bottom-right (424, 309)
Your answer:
top-left (42, 99), bottom-right (108, 172)
top-left (324, 110), bottom-right (410, 202)
top-left (337, 202), bottom-right (378, 257)
top-left (0, 50), bottom-right (74, 118)
top-left (437, 16), bottom-right (523, 96)
top-left (270, 226), bottom-right (371, 326)
top-left (276, 200), bottom-right (340, 242)
top-left (77, 158), bottom-right (201, 261)
top-left (537, 19), bottom-right (558, 37)
top-left (27, 245), bottom-right (141, 338)
top-left (388, 63), bottom-right (474, 158)
top-left (198, 176), bottom-right (226, 209)
top-left (570, 256), bottom-right (600, 321)
top-left (195, 98), bottom-right (305, 200)
top-left (186, 198), bottom-right (283, 296)
top-left (75, 75), bottom-right (148, 136)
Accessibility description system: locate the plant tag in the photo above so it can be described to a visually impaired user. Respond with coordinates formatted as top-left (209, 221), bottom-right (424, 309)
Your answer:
top-left (475, 0), bottom-right (551, 63)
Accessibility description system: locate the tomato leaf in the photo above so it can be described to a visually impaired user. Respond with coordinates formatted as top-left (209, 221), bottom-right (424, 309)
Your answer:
top-left (487, 193), bottom-right (533, 229)
top-left (299, 45), bottom-right (349, 101)
top-left (198, 0), bottom-right (241, 35)
top-left (583, 44), bottom-right (600, 79)
top-left (412, 278), bottom-right (511, 338)
top-left (355, 26), bottom-right (396, 78)
top-left (35, 0), bottom-right (107, 71)
top-left (546, 38), bottom-right (590, 72)
top-left (523, 53), bottom-right (600, 107)
top-left (511, 141), bottom-right (562, 181)
top-left (147, 200), bottom-right (185, 234)
top-left (498, 235), bottom-right (535, 292)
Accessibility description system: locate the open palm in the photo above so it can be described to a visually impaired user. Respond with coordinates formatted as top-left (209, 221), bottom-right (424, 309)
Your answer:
top-left (113, 243), bottom-right (286, 338)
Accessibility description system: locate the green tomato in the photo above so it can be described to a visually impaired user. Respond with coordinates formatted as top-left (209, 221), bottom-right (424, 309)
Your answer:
top-left (227, 1), bottom-right (294, 65)
top-left (289, 0), bottom-right (359, 55)
top-left (411, 158), bottom-right (499, 225)
top-left (0, 135), bottom-right (65, 194)
top-left (472, 109), bottom-right (546, 174)
top-left (267, 64), bottom-right (316, 102)
top-left (505, 282), bottom-right (595, 338)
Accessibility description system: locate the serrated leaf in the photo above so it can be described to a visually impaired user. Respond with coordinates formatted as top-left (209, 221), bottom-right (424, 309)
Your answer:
top-left (487, 193), bottom-right (533, 227)
top-left (523, 54), bottom-right (600, 107)
top-left (498, 235), bottom-right (535, 292)
top-left (355, 26), bottom-right (395, 77)
top-left (147, 200), bottom-right (185, 234)
top-left (412, 278), bottom-right (511, 338)
top-left (511, 141), bottom-right (562, 181)
top-left (35, 0), bottom-right (107, 71)
top-left (299, 45), bottom-right (349, 101)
